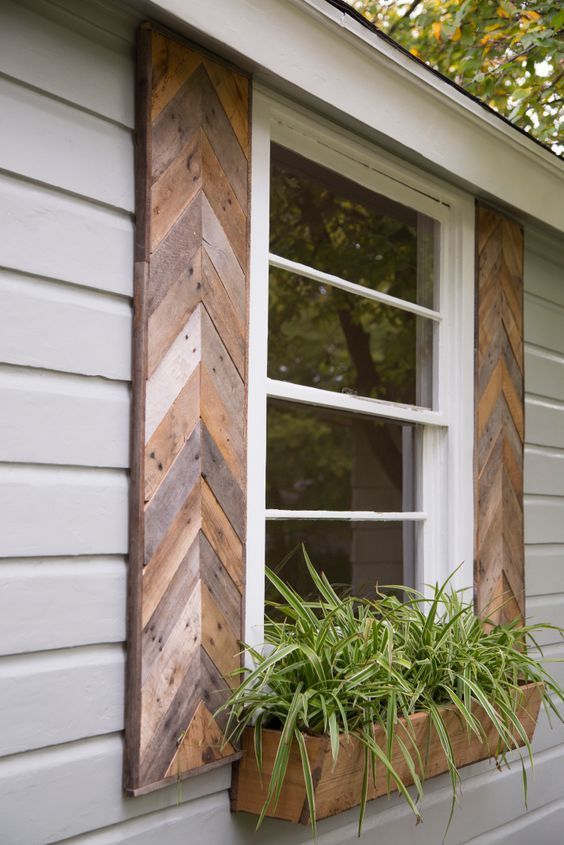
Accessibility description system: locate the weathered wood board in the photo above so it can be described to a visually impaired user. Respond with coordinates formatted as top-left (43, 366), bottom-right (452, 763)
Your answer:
top-left (231, 683), bottom-right (542, 824)
top-left (475, 205), bottom-right (525, 625)
top-left (125, 24), bottom-right (250, 795)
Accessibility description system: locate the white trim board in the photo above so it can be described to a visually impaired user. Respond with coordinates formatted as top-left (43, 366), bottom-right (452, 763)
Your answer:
top-left (127, 0), bottom-right (564, 233)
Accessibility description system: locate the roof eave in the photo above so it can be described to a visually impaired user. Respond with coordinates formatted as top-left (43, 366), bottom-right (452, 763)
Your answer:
top-left (129, 0), bottom-right (564, 232)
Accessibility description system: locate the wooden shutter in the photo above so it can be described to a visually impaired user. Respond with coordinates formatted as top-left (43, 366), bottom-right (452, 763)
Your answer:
top-left (125, 24), bottom-right (250, 796)
top-left (475, 204), bottom-right (525, 626)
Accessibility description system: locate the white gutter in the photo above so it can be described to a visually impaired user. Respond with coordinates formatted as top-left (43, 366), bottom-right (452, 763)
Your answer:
top-left (135, 0), bottom-right (564, 232)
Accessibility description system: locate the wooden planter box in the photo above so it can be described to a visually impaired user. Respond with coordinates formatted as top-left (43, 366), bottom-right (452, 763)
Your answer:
top-left (231, 682), bottom-right (543, 824)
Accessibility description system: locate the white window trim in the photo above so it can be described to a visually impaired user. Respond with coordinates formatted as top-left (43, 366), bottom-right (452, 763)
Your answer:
top-left (245, 88), bottom-right (475, 648)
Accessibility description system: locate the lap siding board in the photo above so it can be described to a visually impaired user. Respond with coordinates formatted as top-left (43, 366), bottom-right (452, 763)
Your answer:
top-left (125, 24), bottom-right (250, 794)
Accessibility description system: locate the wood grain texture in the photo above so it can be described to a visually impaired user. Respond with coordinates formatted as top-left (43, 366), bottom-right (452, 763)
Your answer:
top-left (125, 24), bottom-right (249, 795)
top-left (231, 683), bottom-right (542, 824)
top-left (475, 205), bottom-right (525, 625)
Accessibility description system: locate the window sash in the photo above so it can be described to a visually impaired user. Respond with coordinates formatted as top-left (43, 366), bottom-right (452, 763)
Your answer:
top-left (245, 91), bottom-right (475, 651)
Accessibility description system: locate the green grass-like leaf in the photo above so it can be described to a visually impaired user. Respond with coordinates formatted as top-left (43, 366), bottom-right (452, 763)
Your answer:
top-left (218, 551), bottom-right (564, 836)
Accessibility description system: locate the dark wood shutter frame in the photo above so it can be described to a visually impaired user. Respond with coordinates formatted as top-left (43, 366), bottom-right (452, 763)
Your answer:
top-left (125, 23), bottom-right (250, 796)
top-left (475, 204), bottom-right (525, 626)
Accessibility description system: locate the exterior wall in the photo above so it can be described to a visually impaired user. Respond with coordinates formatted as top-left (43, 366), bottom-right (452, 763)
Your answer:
top-left (0, 1), bottom-right (563, 843)
top-left (0, 1), bottom-right (227, 842)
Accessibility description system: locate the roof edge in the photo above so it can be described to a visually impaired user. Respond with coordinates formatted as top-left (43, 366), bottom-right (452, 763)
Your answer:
top-left (322, 0), bottom-right (560, 161)
top-left (129, 0), bottom-right (564, 231)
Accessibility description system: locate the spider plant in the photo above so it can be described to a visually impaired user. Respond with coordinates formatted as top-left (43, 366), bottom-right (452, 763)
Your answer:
top-left (221, 549), bottom-right (564, 836)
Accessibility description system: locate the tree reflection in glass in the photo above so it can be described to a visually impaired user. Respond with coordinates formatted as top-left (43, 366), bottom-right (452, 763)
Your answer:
top-left (268, 144), bottom-right (436, 408)
top-left (270, 144), bottom-right (436, 307)
top-left (265, 521), bottom-right (415, 602)
top-left (265, 144), bottom-right (437, 594)
top-left (267, 399), bottom-right (418, 513)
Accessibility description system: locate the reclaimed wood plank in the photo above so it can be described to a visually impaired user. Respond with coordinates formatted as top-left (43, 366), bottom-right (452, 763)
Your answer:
top-left (231, 684), bottom-right (543, 824)
top-left (126, 25), bottom-right (249, 793)
top-left (475, 206), bottom-right (525, 625)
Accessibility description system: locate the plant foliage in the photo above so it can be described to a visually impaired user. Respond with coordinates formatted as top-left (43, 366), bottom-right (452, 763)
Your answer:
top-left (349, 0), bottom-right (563, 154)
top-left (221, 550), bottom-right (564, 835)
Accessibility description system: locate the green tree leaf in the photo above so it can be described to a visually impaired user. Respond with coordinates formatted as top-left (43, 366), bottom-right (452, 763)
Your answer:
top-left (350, 0), bottom-right (564, 155)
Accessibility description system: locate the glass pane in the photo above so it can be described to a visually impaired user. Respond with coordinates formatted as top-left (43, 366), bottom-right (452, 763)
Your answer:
top-left (266, 399), bottom-right (418, 512)
top-left (270, 144), bottom-right (437, 309)
top-left (265, 520), bottom-right (415, 602)
top-left (267, 268), bottom-right (434, 407)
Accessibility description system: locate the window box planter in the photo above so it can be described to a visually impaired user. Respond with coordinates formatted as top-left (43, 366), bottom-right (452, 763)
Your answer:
top-left (231, 681), bottom-right (543, 825)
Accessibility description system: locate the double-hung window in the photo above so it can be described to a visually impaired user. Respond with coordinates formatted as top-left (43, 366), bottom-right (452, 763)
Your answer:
top-left (246, 95), bottom-right (474, 637)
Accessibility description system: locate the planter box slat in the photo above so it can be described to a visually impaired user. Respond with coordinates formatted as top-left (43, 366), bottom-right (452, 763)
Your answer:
top-left (231, 682), bottom-right (543, 824)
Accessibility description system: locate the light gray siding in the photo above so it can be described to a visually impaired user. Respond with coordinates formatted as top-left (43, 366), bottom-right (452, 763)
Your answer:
top-left (0, 1), bottom-right (228, 843)
top-left (524, 240), bottom-right (564, 667)
top-left (0, 1), bottom-right (563, 843)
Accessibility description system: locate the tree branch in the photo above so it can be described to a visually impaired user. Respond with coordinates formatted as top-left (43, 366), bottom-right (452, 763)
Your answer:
top-left (484, 44), bottom-right (536, 75)
top-left (388, 0), bottom-right (422, 36)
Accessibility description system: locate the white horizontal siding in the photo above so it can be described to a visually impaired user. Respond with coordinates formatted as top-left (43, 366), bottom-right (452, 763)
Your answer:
top-left (0, 174), bottom-right (133, 295)
top-left (0, 0), bottom-right (232, 839)
top-left (0, 366), bottom-right (130, 468)
top-left (463, 798), bottom-right (564, 845)
top-left (0, 557), bottom-right (126, 655)
top-left (18, 0), bottom-right (138, 47)
top-left (55, 793), bottom-right (245, 845)
top-left (524, 294), bottom-right (564, 356)
top-left (525, 395), bottom-right (564, 450)
top-left (518, 233), bottom-right (564, 842)
top-left (525, 445), bottom-right (564, 496)
top-left (56, 764), bottom-right (564, 845)
top-left (0, 23), bottom-right (137, 845)
top-left (2, 731), bottom-right (564, 845)
top-left (524, 248), bottom-right (564, 308)
top-left (534, 641), bottom-right (564, 690)
top-left (524, 345), bottom-right (564, 402)
top-left (0, 645), bottom-right (125, 755)
top-left (0, 464), bottom-right (129, 558)
top-left (525, 496), bottom-right (564, 545)
top-left (526, 546), bottom-right (564, 596)
top-left (0, 734), bottom-right (231, 845)
top-left (0, 0), bottom-right (135, 127)
top-left (0, 75), bottom-right (134, 209)
top-left (0, 270), bottom-right (132, 380)
top-left (527, 594), bottom-right (564, 646)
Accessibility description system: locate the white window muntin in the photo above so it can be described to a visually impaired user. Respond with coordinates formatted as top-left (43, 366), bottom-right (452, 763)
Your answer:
top-left (245, 90), bottom-right (475, 647)
top-left (268, 253), bottom-right (442, 322)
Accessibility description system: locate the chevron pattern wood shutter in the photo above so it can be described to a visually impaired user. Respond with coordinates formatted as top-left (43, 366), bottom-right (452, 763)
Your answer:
top-left (475, 205), bottom-right (525, 626)
top-left (125, 25), bottom-right (250, 795)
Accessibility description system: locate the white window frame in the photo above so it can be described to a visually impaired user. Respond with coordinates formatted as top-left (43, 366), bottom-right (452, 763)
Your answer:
top-left (245, 87), bottom-right (475, 647)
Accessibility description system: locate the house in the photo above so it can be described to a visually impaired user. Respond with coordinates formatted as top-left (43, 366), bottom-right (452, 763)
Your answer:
top-left (1, 0), bottom-right (563, 842)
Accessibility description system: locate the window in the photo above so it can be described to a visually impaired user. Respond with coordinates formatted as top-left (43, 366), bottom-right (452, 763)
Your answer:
top-left (246, 96), bottom-right (474, 639)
